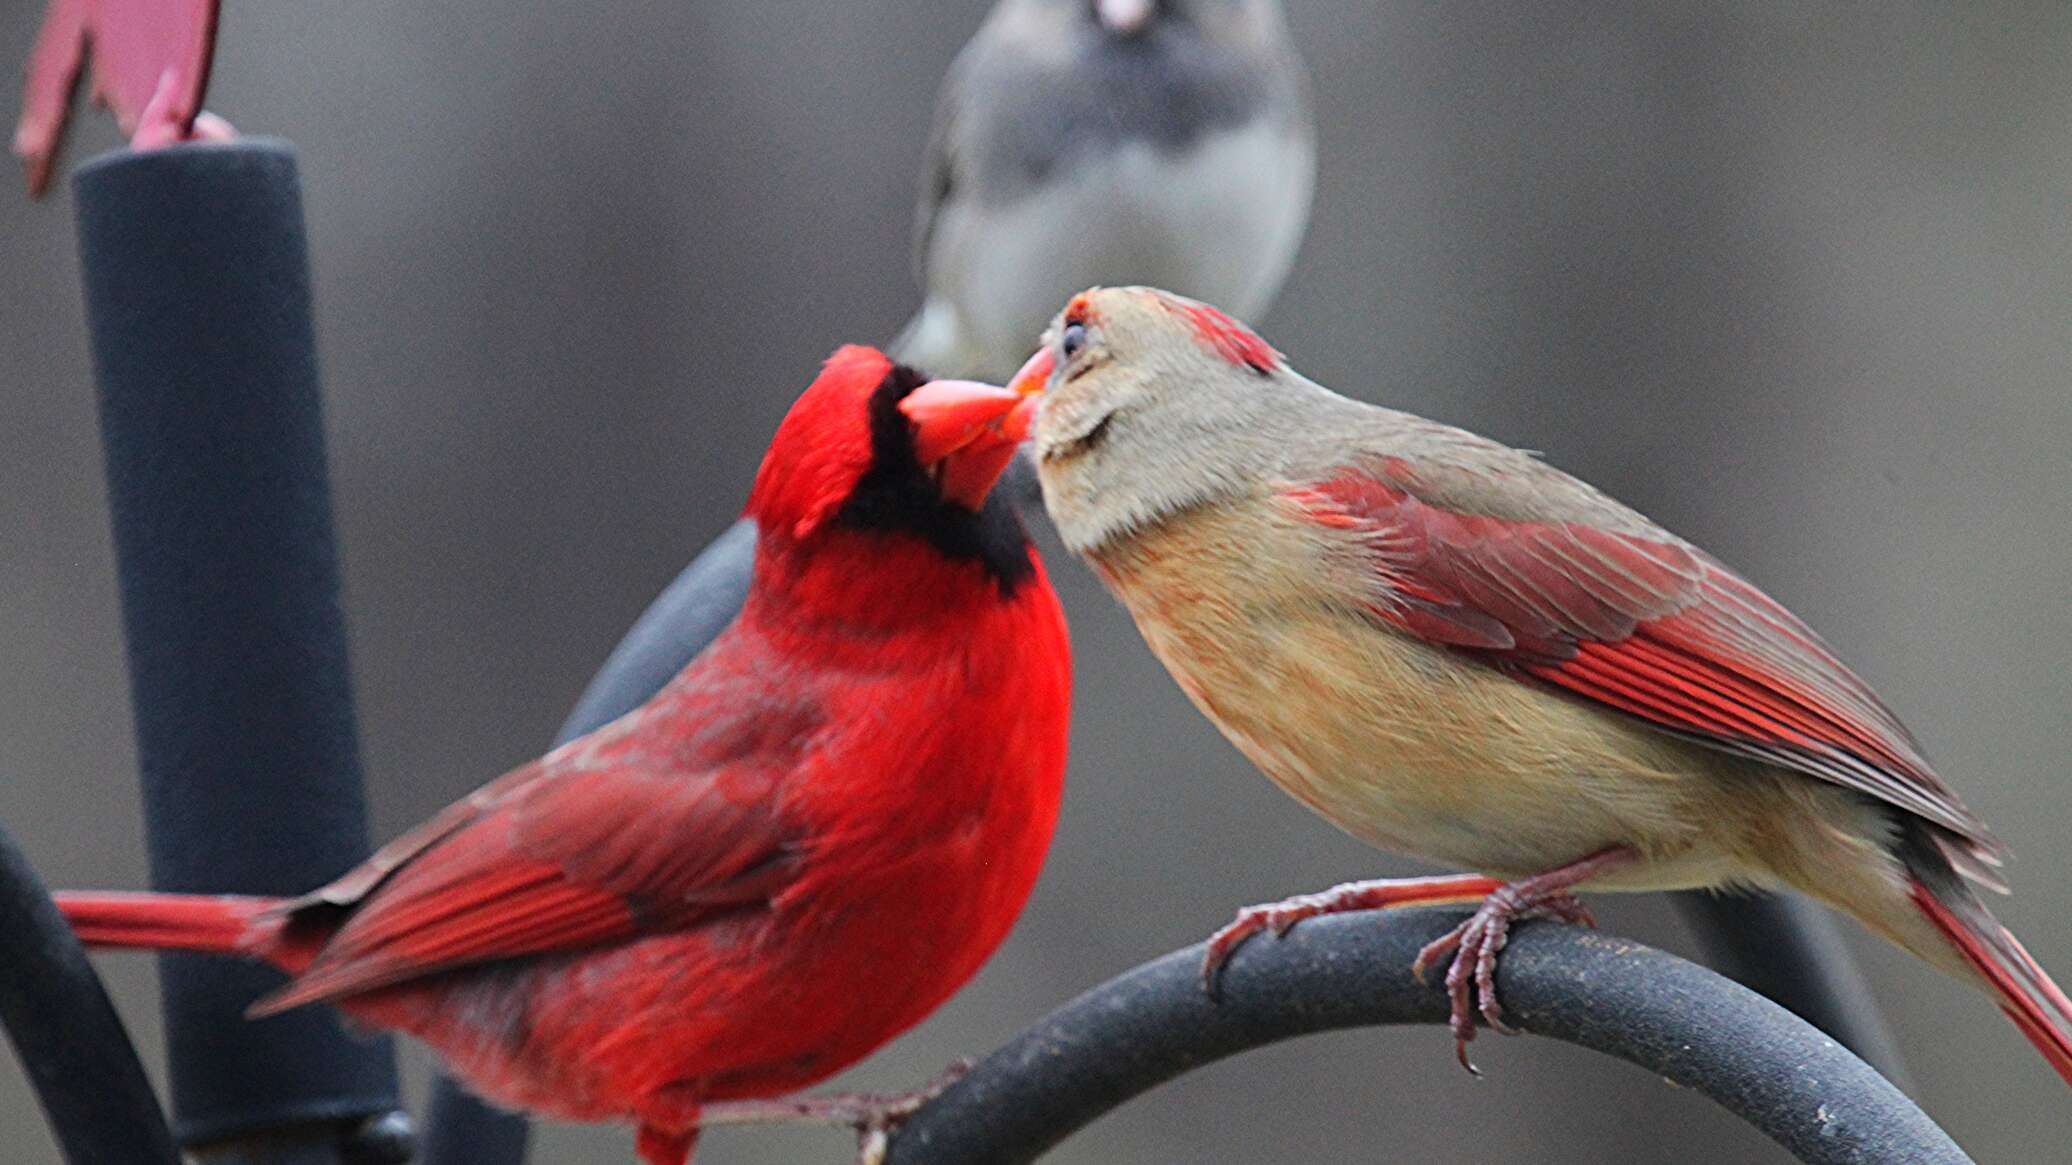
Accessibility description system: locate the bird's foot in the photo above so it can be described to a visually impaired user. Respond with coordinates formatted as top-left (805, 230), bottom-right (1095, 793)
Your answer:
top-left (695, 1057), bottom-right (974, 1164)
top-left (1410, 888), bottom-right (1594, 1071)
top-left (847, 1058), bottom-right (974, 1165)
top-left (635, 1123), bottom-right (696, 1165)
top-left (1406, 846), bottom-right (1637, 1073)
top-left (1200, 872), bottom-right (1504, 997)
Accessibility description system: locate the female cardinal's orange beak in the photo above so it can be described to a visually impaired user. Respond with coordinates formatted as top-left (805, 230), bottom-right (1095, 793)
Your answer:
top-left (1003, 346), bottom-right (1057, 401)
top-left (899, 375), bottom-right (1043, 509)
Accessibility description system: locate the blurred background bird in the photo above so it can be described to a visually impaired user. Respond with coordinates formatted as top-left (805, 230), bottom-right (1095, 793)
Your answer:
top-left (891, 0), bottom-right (1315, 382)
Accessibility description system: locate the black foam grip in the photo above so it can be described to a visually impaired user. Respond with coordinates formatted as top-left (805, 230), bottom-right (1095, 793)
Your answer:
top-left (73, 141), bottom-right (403, 1147)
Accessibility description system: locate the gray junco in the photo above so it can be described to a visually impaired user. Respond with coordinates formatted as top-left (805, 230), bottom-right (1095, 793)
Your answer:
top-left (892, 0), bottom-right (1315, 382)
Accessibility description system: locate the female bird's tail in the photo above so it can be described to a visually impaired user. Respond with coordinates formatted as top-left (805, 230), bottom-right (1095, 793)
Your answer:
top-left (1902, 830), bottom-right (2072, 1089)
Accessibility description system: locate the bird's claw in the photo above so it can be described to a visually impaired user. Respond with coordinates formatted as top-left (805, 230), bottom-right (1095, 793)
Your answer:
top-left (1200, 900), bottom-right (1312, 996)
top-left (1416, 889), bottom-right (1594, 1072)
top-left (692, 1057), bottom-right (973, 1164)
top-left (1202, 875), bottom-right (1513, 1000)
top-left (846, 1056), bottom-right (973, 1164)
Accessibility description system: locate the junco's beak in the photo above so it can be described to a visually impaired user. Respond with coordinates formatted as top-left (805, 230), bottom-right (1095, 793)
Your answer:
top-left (1096, 0), bottom-right (1157, 36)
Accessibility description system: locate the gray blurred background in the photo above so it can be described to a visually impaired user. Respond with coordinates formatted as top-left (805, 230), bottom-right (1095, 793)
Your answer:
top-left (3, 3), bottom-right (2068, 1162)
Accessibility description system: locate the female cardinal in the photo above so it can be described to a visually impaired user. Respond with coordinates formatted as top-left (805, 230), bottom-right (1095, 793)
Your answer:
top-left (1008, 285), bottom-right (2072, 1083)
top-left (54, 345), bottom-right (1066, 1165)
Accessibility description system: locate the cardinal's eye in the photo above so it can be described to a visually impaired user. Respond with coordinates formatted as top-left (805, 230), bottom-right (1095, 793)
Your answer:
top-left (1060, 322), bottom-right (1088, 361)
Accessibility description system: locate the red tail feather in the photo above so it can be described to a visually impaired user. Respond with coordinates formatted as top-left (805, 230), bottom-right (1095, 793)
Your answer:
top-left (55, 891), bottom-right (285, 962)
top-left (1910, 880), bottom-right (2072, 1088)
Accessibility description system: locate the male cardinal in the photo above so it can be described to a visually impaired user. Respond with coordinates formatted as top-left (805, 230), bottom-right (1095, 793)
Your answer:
top-left (892, 0), bottom-right (1313, 383)
top-left (54, 345), bottom-right (1067, 1165)
top-left (1008, 285), bottom-right (2072, 1084)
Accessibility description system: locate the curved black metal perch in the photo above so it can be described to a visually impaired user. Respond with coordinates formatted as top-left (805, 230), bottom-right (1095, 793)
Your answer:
top-left (1674, 890), bottom-right (1907, 1086)
top-left (0, 821), bottom-right (179, 1165)
top-left (883, 908), bottom-right (1967, 1165)
top-left (557, 518), bottom-right (759, 742)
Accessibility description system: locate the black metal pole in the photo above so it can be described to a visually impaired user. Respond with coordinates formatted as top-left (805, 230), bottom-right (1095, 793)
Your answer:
top-left (417, 518), bottom-right (759, 1165)
top-left (73, 139), bottom-right (411, 1162)
top-left (885, 909), bottom-right (1966, 1165)
top-left (1674, 891), bottom-right (1908, 1087)
top-left (0, 821), bottom-right (180, 1165)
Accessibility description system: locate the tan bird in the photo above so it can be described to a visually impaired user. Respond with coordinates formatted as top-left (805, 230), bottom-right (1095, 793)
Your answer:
top-left (1006, 285), bottom-right (2072, 1081)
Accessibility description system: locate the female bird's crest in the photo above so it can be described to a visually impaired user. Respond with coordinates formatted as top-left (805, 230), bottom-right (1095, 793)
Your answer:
top-left (1161, 293), bottom-right (1280, 372)
top-left (1056, 286), bottom-right (1280, 373)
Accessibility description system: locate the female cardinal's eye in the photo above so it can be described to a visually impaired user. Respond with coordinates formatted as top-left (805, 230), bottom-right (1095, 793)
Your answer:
top-left (1060, 322), bottom-right (1087, 360)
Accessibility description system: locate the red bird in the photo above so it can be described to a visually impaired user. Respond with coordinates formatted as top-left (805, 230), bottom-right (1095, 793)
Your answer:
top-left (54, 345), bottom-right (1067, 1165)
top-left (1011, 286), bottom-right (2072, 1084)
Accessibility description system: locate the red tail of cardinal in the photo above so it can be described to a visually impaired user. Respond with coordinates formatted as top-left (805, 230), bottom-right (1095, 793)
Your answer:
top-left (51, 892), bottom-right (331, 982)
top-left (1911, 881), bottom-right (2072, 1087)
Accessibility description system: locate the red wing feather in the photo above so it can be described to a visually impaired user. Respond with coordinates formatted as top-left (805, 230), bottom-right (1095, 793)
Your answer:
top-left (1290, 462), bottom-right (1997, 856)
top-left (254, 745), bottom-right (797, 1015)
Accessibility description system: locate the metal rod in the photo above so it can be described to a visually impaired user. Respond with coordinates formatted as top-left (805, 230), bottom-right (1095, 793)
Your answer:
top-left (1673, 890), bottom-right (1908, 1086)
top-left (0, 821), bottom-right (180, 1165)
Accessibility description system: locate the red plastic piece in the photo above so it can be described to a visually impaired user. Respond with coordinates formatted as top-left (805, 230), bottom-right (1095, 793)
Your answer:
top-left (13, 0), bottom-right (224, 195)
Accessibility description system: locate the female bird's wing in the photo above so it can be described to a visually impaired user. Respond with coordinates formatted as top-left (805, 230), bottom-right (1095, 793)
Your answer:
top-left (250, 694), bottom-right (813, 1014)
top-left (1283, 452), bottom-right (2002, 865)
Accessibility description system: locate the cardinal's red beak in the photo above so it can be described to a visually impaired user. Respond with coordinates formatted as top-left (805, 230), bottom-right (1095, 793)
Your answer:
top-left (899, 375), bottom-right (1042, 510)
